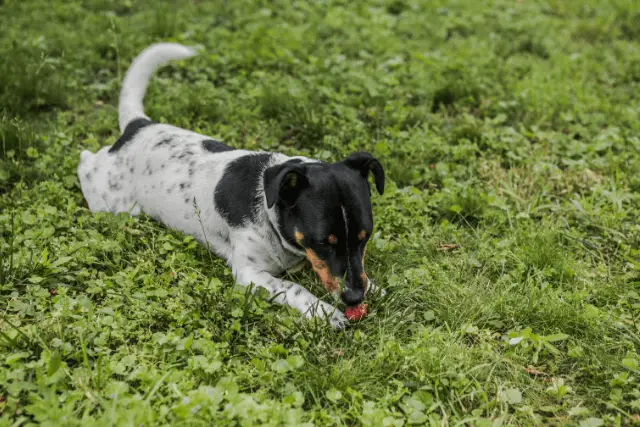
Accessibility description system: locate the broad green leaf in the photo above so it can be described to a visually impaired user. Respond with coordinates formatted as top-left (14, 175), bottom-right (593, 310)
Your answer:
top-left (48, 351), bottom-right (62, 376)
top-left (544, 333), bottom-right (569, 342)
top-left (504, 388), bottom-right (522, 404)
top-left (50, 256), bottom-right (73, 267)
top-left (622, 358), bottom-right (639, 371)
top-left (579, 418), bottom-right (603, 427)
top-left (326, 388), bottom-right (342, 403)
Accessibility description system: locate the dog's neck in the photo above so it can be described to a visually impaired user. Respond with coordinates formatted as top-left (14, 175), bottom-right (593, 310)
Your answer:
top-left (265, 204), bottom-right (305, 258)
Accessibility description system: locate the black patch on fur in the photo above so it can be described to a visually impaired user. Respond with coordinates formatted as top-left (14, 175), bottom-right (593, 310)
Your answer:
top-left (247, 256), bottom-right (257, 263)
top-left (109, 118), bottom-right (155, 153)
top-left (85, 172), bottom-right (92, 181)
top-left (202, 139), bottom-right (234, 153)
top-left (185, 197), bottom-right (191, 204)
top-left (295, 288), bottom-right (302, 296)
top-left (214, 153), bottom-right (272, 227)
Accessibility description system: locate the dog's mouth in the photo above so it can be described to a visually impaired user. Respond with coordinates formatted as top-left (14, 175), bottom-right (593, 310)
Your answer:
top-left (303, 246), bottom-right (369, 306)
top-left (307, 261), bottom-right (370, 306)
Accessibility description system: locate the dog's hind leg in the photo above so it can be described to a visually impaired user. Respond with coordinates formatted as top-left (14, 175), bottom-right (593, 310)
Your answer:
top-left (233, 265), bottom-right (348, 328)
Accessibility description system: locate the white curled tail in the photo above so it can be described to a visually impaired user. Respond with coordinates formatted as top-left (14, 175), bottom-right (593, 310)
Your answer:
top-left (118, 43), bottom-right (197, 132)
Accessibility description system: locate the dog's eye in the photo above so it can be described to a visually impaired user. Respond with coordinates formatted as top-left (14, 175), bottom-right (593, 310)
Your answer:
top-left (328, 234), bottom-right (338, 244)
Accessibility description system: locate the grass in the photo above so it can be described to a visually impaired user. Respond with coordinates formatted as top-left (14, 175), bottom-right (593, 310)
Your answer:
top-left (1, 0), bottom-right (639, 425)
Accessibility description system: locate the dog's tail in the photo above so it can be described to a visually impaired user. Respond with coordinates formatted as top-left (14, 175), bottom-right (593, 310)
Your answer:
top-left (118, 43), bottom-right (197, 132)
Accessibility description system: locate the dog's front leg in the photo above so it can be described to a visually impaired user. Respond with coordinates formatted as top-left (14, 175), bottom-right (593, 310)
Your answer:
top-left (365, 278), bottom-right (387, 297)
top-left (234, 266), bottom-right (348, 328)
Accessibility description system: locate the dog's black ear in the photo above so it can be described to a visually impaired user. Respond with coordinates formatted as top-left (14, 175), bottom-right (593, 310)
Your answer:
top-left (264, 163), bottom-right (309, 208)
top-left (342, 152), bottom-right (385, 195)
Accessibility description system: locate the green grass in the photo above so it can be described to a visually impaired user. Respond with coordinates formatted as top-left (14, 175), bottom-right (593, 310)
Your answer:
top-left (1, 0), bottom-right (640, 425)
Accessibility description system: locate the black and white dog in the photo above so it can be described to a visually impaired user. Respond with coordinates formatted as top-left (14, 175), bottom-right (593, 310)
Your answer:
top-left (78, 43), bottom-right (385, 327)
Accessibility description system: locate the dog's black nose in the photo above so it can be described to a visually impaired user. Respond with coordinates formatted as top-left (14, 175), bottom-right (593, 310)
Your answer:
top-left (341, 287), bottom-right (365, 307)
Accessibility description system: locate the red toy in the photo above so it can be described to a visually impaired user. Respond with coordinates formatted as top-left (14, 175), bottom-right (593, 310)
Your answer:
top-left (345, 304), bottom-right (368, 321)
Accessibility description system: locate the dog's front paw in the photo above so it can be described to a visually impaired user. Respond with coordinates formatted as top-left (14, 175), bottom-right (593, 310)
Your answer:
top-left (328, 310), bottom-right (349, 329)
top-left (307, 301), bottom-right (348, 329)
top-left (366, 279), bottom-right (387, 297)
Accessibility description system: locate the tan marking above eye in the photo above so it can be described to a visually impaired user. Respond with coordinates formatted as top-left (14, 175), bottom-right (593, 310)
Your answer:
top-left (358, 230), bottom-right (367, 240)
top-left (294, 231), bottom-right (304, 243)
top-left (287, 172), bottom-right (298, 188)
top-left (328, 234), bottom-right (338, 244)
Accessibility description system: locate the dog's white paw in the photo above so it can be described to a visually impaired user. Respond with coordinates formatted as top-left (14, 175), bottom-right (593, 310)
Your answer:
top-left (366, 279), bottom-right (387, 297)
top-left (328, 310), bottom-right (349, 329)
top-left (307, 301), bottom-right (348, 329)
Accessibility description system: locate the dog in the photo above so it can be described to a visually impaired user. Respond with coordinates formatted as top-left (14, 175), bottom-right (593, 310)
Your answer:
top-left (77, 43), bottom-right (385, 328)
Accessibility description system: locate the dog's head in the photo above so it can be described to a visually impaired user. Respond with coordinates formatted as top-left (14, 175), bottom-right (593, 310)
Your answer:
top-left (264, 152), bottom-right (384, 307)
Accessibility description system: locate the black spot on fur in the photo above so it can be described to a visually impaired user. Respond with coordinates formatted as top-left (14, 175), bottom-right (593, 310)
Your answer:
top-left (184, 197), bottom-right (191, 204)
top-left (215, 153), bottom-right (272, 227)
top-left (85, 172), bottom-right (92, 181)
top-left (178, 150), bottom-right (194, 160)
top-left (294, 288), bottom-right (302, 296)
top-left (129, 167), bottom-right (135, 174)
top-left (154, 138), bottom-right (173, 149)
top-left (108, 178), bottom-right (121, 191)
top-left (247, 256), bottom-right (257, 263)
top-left (109, 118), bottom-right (155, 153)
top-left (215, 230), bottom-right (231, 244)
top-left (202, 139), bottom-right (234, 153)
